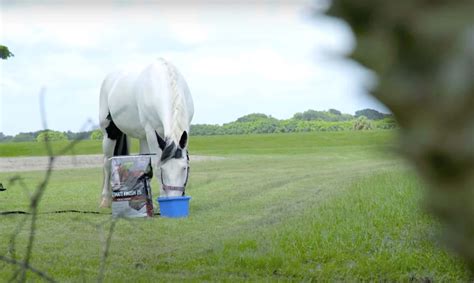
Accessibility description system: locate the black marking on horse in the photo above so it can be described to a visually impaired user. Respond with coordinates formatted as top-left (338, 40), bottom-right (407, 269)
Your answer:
top-left (161, 141), bottom-right (176, 161)
top-left (106, 113), bottom-right (129, 156)
top-left (159, 142), bottom-right (186, 162)
top-left (174, 148), bottom-right (183, 159)
top-left (105, 113), bottom-right (121, 140)
top-left (154, 131), bottom-right (188, 162)
top-left (179, 131), bottom-right (188, 149)
top-left (155, 131), bottom-right (167, 151)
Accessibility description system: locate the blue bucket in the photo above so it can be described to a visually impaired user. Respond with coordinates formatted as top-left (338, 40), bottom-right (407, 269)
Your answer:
top-left (157, 196), bottom-right (191, 218)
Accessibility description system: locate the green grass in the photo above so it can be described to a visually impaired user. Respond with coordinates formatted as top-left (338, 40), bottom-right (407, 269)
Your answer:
top-left (0, 131), bottom-right (395, 157)
top-left (0, 139), bottom-right (104, 157)
top-left (0, 131), bottom-right (470, 281)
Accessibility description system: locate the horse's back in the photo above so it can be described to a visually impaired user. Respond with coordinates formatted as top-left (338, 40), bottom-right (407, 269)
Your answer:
top-left (136, 60), bottom-right (194, 139)
top-left (100, 70), bottom-right (145, 138)
top-left (99, 71), bottom-right (121, 127)
top-left (100, 59), bottom-right (194, 140)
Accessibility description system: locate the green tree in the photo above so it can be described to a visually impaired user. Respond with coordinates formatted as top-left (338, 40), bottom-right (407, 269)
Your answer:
top-left (190, 110), bottom-right (391, 136)
top-left (236, 113), bottom-right (271, 123)
top-left (352, 116), bottom-right (373, 130)
top-left (374, 117), bottom-right (398, 129)
top-left (13, 132), bottom-right (36, 142)
top-left (0, 132), bottom-right (13, 143)
top-left (294, 109), bottom-right (353, 122)
top-left (36, 130), bottom-right (68, 142)
top-left (66, 130), bottom-right (92, 140)
top-left (276, 119), bottom-right (298, 133)
top-left (355, 108), bottom-right (387, 120)
top-left (0, 45), bottom-right (14, 60)
top-left (294, 109), bottom-right (322, 121)
top-left (190, 124), bottom-right (220, 135)
top-left (90, 129), bottom-right (104, 140)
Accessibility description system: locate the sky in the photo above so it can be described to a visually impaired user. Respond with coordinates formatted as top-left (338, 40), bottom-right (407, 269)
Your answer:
top-left (0, 0), bottom-right (386, 136)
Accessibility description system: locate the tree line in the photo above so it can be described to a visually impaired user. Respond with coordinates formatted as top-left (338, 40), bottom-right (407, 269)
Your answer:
top-left (0, 129), bottom-right (101, 143)
top-left (0, 108), bottom-right (396, 143)
top-left (191, 108), bottom-right (395, 136)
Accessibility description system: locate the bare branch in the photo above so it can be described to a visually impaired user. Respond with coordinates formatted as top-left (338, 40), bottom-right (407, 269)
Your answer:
top-left (19, 90), bottom-right (57, 283)
top-left (97, 218), bottom-right (118, 283)
top-left (0, 255), bottom-right (56, 283)
top-left (3, 90), bottom-right (125, 283)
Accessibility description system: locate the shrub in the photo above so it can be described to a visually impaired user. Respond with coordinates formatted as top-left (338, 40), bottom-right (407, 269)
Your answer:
top-left (12, 133), bottom-right (36, 142)
top-left (374, 117), bottom-right (398, 129)
top-left (352, 116), bottom-right (373, 130)
top-left (90, 129), bottom-right (104, 140)
top-left (36, 130), bottom-right (68, 142)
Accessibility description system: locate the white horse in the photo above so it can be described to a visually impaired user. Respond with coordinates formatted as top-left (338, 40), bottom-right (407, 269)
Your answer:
top-left (99, 58), bottom-right (194, 208)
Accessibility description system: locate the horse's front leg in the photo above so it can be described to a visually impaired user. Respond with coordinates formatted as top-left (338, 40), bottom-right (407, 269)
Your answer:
top-left (100, 136), bottom-right (116, 208)
top-left (144, 127), bottom-right (164, 197)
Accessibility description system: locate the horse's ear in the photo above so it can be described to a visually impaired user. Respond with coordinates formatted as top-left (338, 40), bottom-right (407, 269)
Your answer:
top-left (155, 131), bottom-right (166, 151)
top-left (179, 131), bottom-right (188, 149)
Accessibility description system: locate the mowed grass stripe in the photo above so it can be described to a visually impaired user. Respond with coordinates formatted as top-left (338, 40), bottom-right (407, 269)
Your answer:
top-left (0, 131), bottom-right (469, 281)
top-left (171, 171), bottom-right (467, 281)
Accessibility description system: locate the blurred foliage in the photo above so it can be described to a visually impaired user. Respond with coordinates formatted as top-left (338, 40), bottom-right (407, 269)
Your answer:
top-left (328, 0), bottom-right (474, 271)
top-left (0, 45), bottom-right (14, 60)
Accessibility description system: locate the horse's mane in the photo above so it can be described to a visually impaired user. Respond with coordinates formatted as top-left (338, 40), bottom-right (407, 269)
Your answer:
top-left (158, 58), bottom-right (188, 145)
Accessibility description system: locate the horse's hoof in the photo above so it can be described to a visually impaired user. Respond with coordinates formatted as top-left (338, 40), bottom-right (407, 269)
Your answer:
top-left (99, 198), bottom-right (111, 208)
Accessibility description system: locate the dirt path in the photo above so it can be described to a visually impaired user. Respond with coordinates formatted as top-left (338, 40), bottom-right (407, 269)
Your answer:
top-left (0, 154), bottom-right (223, 172)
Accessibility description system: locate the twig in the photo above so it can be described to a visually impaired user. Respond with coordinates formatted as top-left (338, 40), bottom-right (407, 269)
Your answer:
top-left (0, 255), bottom-right (56, 283)
top-left (3, 89), bottom-right (119, 282)
top-left (97, 218), bottom-right (118, 283)
top-left (18, 89), bottom-right (56, 283)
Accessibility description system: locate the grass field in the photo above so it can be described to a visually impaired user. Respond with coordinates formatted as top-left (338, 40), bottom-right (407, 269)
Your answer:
top-left (0, 131), bottom-right (470, 281)
top-left (0, 131), bottom-right (393, 157)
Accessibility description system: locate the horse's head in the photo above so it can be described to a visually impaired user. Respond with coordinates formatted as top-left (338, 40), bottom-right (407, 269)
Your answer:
top-left (156, 131), bottom-right (190, 197)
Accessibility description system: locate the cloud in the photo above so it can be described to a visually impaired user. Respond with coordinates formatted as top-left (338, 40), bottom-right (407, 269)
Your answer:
top-left (161, 11), bottom-right (211, 45)
top-left (167, 47), bottom-right (316, 89)
top-left (0, 1), bottom-right (383, 135)
top-left (3, 6), bottom-right (110, 48)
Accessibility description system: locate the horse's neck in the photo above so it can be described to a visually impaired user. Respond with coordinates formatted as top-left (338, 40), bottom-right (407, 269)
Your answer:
top-left (165, 101), bottom-right (188, 143)
top-left (158, 60), bottom-right (189, 142)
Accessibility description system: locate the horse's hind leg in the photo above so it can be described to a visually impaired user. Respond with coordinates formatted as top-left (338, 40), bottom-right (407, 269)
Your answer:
top-left (100, 136), bottom-right (116, 208)
top-left (139, 138), bottom-right (150, 154)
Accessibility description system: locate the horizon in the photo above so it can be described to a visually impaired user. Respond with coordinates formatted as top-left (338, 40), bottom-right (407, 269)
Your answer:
top-left (1, 107), bottom-right (390, 136)
top-left (1, 1), bottom-right (388, 136)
